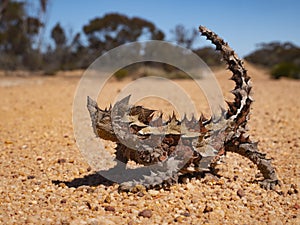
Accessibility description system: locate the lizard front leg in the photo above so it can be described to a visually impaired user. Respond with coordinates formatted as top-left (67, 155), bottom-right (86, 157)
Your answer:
top-left (118, 142), bottom-right (194, 192)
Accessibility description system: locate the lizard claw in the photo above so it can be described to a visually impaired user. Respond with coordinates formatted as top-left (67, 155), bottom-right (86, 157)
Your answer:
top-left (259, 179), bottom-right (281, 190)
top-left (118, 182), bottom-right (146, 193)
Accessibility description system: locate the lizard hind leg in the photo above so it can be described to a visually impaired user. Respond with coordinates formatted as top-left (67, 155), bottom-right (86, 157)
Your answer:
top-left (226, 140), bottom-right (280, 190)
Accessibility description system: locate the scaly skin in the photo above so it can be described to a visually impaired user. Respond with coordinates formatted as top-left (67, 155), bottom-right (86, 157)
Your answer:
top-left (87, 25), bottom-right (280, 191)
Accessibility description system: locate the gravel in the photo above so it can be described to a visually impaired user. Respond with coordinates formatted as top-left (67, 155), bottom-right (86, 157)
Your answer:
top-left (0, 66), bottom-right (299, 224)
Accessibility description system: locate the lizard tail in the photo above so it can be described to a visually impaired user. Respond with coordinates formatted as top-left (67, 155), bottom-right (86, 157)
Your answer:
top-left (199, 26), bottom-right (252, 130)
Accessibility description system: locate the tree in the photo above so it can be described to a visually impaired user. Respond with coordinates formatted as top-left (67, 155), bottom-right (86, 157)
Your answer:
top-left (193, 46), bottom-right (223, 67)
top-left (51, 22), bottom-right (66, 48)
top-left (83, 13), bottom-right (165, 55)
top-left (245, 42), bottom-right (300, 68)
top-left (45, 21), bottom-right (91, 73)
top-left (0, 1), bottom-right (28, 54)
top-left (0, 0), bottom-right (9, 21)
top-left (171, 24), bottom-right (198, 49)
top-left (0, 0), bottom-right (44, 70)
top-left (245, 41), bottom-right (300, 79)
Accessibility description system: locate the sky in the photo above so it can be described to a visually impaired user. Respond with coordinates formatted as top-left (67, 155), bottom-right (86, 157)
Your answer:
top-left (41, 0), bottom-right (300, 57)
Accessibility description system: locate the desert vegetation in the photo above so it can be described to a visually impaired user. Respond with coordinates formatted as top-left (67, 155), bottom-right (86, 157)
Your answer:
top-left (245, 42), bottom-right (300, 79)
top-left (1, 0), bottom-right (299, 79)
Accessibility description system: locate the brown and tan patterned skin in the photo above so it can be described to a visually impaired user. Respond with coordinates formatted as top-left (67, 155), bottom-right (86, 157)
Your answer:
top-left (87, 26), bottom-right (280, 191)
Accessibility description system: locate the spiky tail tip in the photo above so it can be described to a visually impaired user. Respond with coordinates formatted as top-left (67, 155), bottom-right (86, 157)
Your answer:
top-left (199, 26), bottom-right (252, 129)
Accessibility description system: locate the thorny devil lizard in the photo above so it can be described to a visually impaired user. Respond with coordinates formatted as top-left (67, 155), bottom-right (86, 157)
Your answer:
top-left (87, 25), bottom-right (280, 191)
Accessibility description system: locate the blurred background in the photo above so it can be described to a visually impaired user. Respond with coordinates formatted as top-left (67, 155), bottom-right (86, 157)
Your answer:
top-left (0, 0), bottom-right (299, 79)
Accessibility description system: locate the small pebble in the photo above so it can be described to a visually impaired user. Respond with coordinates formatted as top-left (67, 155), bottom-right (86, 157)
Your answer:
top-left (138, 209), bottom-right (152, 218)
top-left (57, 158), bottom-right (66, 164)
top-left (148, 190), bottom-right (159, 196)
top-left (60, 199), bottom-right (67, 204)
top-left (86, 201), bottom-right (92, 209)
top-left (104, 195), bottom-right (111, 203)
top-left (186, 182), bottom-right (195, 190)
top-left (237, 189), bottom-right (245, 198)
top-left (86, 188), bottom-right (94, 193)
top-left (59, 182), bottom-right (66, 188)
top-left (203, 205), bottom-right (213, 213)
top-left (137, 192), bottom-right (144, 197)
top-left (4, 140), bottom-right (13, 144)
top-left (105, 206), bottom-right (115, 212)
top-left (174, 215), bottom-right (185, 222)
top-left (182, 212), bottom-right (190, 217)
top-left (60, 219), bottom-right (70, 225)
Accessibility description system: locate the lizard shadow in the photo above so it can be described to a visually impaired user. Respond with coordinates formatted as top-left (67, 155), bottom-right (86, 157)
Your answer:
top-left (52, 165), bottom-right (210, 189)
top-left (52, 172), bottom-right (114, 188)
top-left (52, 165), bottom-right (161, 188)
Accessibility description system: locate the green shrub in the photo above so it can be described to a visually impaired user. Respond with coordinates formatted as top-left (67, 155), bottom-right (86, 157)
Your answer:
top-left (114, 69), bottom-right (128, 80)
top-left (271, 62), bottom-right (300, 79)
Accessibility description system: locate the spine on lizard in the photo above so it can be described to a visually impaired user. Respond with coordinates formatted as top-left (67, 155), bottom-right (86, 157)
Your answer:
top-left (199, 26), bottom-right (252, 132)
